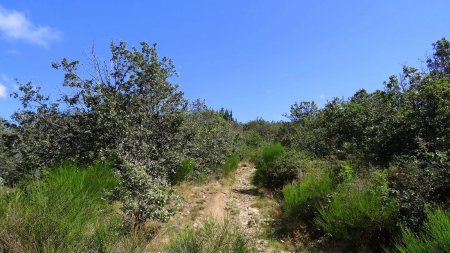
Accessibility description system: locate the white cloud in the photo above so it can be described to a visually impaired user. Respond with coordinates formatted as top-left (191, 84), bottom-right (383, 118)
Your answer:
top-left (319, 94), bottom-right (325, 99)
top-left (0, 83), bottom-right (7, 98)
top-left (0, 5), bottom-right (60, 47)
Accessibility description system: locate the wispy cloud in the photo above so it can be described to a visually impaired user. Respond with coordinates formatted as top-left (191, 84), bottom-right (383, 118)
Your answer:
top-left (0, 5), bottom-right (60, 47)
top-left (1, 74), bottom-right (12, 83)
top-left (0, 83), bottom-right (7, 98)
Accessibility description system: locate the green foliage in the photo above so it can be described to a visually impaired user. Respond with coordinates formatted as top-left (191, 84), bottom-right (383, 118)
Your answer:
top-left (388, 152), bottom-right (450, 230)
top-left (395, 209), bottom-right (450, 253)
top-left (238, 130), bottom-right (264, 162)
top-left (174, 158), bottom-right (196, 184)
top-left (315, 176), bottom-right (398, 249)
top-left (243, 118), bottom-right (282, 143)
top-left (283, 169), bottom-right (333, 220)
top-left (253, 145), bottom-right (306, 189)
top-left (117, 162), bottom-right (175, 224)
top-left (166, 219), bottom-right (255, 253)
top-left (277, 39), bottom-right (450, 250)
top-left (283, 39), bottom-right (450, 167)
top-left (0, 119), bottom-right (19, 185)
top-left (261, 143), bottom-right (285, 166)
top-left (286, 101), bottom-right (318, 123)
top-left (181, 100), bottom-right (239, 175)
top-left (0, 161), bottom-right (122, 252)
top-left (221, 154), bottom-right (240, 176)
top-left (4, 42), bottom-right (240, 224)
top-left (11, 42), bottom-right (187, 179)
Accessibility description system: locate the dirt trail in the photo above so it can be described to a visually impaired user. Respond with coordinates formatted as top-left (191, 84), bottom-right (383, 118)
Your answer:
top-left (149, 164), bottom-right (286, 252)
top-left (227, 165), bottom-right (280, 252)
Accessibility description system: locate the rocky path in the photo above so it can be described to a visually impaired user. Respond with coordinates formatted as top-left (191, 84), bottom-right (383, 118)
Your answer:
top-left (227, 165), bottom-right (279, 252)
top-left (149, 163), bottom-right (287, 252)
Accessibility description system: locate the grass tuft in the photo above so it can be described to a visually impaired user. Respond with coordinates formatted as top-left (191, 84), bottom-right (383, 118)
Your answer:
top-left (166, 218), bottom-right (256, 253)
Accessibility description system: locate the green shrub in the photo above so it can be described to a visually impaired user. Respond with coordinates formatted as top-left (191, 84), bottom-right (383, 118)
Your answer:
top-left (315, 176), bottom-right (398, 249)
top-left (174, 158), bottom-right (196, 184)
top-left (283, 169), bottom-right (333, 220)
top-left (253, 145), bottom-right (305, 189)
top-left (394, 209), bottom-right (450, 253)
top-left (118, 162), bottom-right (175, 224)
top-left (0, 161), bottom-right (122, 252)
top-left (181, 104), bottom-right (239, 175)
top-left (261, 143), bottom-right (284, 167)
top-left (166, 219), bottom-right (255, 253)
top-left (221, 154), bottom-right (240, 176)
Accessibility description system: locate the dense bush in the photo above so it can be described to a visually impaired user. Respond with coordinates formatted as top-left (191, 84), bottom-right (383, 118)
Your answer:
top-left (252, 143), bottom-right (283, 187)
top-left (388, 153), bottom-right (450, 230)
top-left (0, 119), bottom-right (19, 185)
top-left (253, 145), bottom-right (306, 189)
top-left (394, 209), bottom-right (450, 253)
top-left (315, 174), bottom-right (398, 249)
top-left (117, 162), bottom-right (175, 224)
top-left (166, 219), bottom-right (255, 253)
top-left (243, 118), bottom-right (282, 143)
top-left (0, 161), bottom-right (124, 252)
top-left (237, 130), bottom-right (264, 162)
top-left (181, 100), bottom-right (239, 175)
top-left (221, 154), bottom-right (240, 176)
top-left (283, 168), bottom-right (333, 220)
top-left (173, 158), bottom-right (196, 184)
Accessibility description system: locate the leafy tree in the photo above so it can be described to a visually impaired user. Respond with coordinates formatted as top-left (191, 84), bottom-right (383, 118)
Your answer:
top-left (11, 41), bottom-right (187, 179)
top-left (286, 101), bottom-right (318, 123)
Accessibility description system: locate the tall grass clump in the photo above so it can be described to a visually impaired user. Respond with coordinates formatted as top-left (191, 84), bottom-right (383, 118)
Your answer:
top-left (253, 144), bottom-right (284, 187)
top-left (253, 144), bottom-right (306, 189)
top-left (221, 154), bottom-right (240, 176)
top-left (283, 169), bottom-right (333, 220)
top-left (166, 218), bottom-right (255, 253)
top-left (394, 209), bottom-right (450, 253)
top-left (0, 161), bottom-right (122, 252)
top-left (174, 158), bottom-right (196, 184)
top-left (315, 173), bottom-right (398, 249)
top-left (260, 143), bottom-right (284, 167)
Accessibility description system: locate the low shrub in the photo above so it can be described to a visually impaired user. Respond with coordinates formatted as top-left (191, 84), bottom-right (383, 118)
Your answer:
top-left (221, 154), bottom-right (240, 176)
top-left (394, 209), bottom-right (450, 253)
top-left (261, 143), bottom-right (285, 167)
top-left (315, 175), bottom-right (398, 249)
top-left (166, 218), bottom-right (255, 253)
top-left (0, 161), bottom-right (122, 252)
top-left (118, 162), bottom-right (175, 224)
top-left (174, 158), bottom-right (196, 184)
top-left (253, 145), bottom-right (305, 189)
top-left (388, 153), bottom-right (450, 231)
top-left (283, 169), bottom-right (333, 220)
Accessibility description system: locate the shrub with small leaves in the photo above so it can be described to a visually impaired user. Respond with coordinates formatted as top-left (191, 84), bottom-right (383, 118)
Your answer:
top-left (118, 162), bottom-right (175, 224)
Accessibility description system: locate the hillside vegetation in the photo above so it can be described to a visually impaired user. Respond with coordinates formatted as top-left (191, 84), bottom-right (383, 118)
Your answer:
top-left (0, 38), bottom-right (449, 252)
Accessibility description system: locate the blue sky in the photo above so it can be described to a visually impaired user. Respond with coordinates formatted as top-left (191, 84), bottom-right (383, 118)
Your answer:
top-left (0, 0), bottom-right (449, 122)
